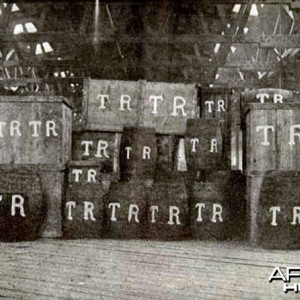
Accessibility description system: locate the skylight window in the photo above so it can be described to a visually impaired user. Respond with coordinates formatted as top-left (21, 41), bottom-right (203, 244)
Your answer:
top-left (35, 44), bottom-right (43, 55)
top-left (250, 4), bottom-right (258, 17)
top-left (11, 3), bottom-right (19, 12)
top-left (214, 43), bottom-right (221, 54)
top-left (42, 42), bottom-right (53, 53)
top-left (25, 22), bottom-right (37, 33)
top-left (13, 24), bottom-right (24, 35)
top-left (232, 4), bottom-right (241, 13)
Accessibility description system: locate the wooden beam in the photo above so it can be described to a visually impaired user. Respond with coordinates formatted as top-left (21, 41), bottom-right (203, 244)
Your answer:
top-left (3, 33), bottom-right (299, 47)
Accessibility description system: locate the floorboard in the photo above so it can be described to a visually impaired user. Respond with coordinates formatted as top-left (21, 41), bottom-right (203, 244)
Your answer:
top-left (0, 239), bottom-right (299, 299)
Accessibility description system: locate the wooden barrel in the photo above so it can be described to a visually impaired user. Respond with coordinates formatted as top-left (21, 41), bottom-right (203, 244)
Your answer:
top-left (248, 171), bottom-right (300, 249)
top-left (120, 127), bottom-right (157, 181)
top-left (185, 119), bottom-right (226, 175)
top-left (104, 181), bottom-right (147, 239)
top-left (190, 171), bottom-right (246, 241)
top-left (145, 173), bottom-right (190, 240)
top-left (0, 170), bottom-right (44, 241)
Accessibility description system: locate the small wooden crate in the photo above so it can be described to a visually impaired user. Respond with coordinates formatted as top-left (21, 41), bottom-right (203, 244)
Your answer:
top-left (190, 171), bottom-right (246, 241)
top-left (104, 180), bottom-right (147, 239)
top-left (185, 119), bottom-right (226, 173)
top-left (120, 127), bottom-right (157, 181)
top-left (72, 131), bottom-right (121, 173)
top-left (145, 173), bottom-right (190, 240)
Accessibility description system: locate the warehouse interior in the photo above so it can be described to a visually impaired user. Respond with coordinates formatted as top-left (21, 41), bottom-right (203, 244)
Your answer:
top-left (1, 1), bottom-right (300, 299)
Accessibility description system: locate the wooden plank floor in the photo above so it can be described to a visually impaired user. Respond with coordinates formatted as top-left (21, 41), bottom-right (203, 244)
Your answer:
top-left (0, 239), bottom-right (299, 299)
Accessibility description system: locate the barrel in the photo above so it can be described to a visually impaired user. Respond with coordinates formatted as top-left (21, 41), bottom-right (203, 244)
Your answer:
top-left (120, 127), bottom-right (157, 181)
top-left (0, 169), bottom-right (44, 241)
top-left (243, 103), bottom-right (300, 174)
top-left (185, 119), bottom-right (226, 175)
top-left (247, 171), bottom-right (300, 249)
top-left (190, 170), bottom-right (246, 241)
top-left (145, 173), bottom-right (190, 240)
top-left (104, 181), bottom-right (147, 239)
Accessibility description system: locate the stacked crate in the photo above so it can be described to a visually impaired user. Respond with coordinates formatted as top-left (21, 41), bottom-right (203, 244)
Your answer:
top-left (63, 131), bottom-right (120, 238)
top-left (185, 88), bottom-right (246, 241)
top-left (242, 89), bottom-right (300, 249)
top-left (64, 79), bottom-right (198, 240)
top-left (0, 96), bottom-right (73, 240)
top-left (141, 81), bottom-right (197, 240)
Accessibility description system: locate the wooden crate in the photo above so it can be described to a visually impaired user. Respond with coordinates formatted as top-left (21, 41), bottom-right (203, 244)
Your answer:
top-left (83, 79), bottom-right (199, 135)
top-left (0, 169), bottom-right (44, 241)
top-left (68, 161), bottom-right (119, 184)
top-left (0, 96), bottom-right (72, 167)
top-left (63, 183), bottom-right (109, 239)
top-left (145, 173), bottom-right (190, 240)
top-left (247, 171), bottom-right (300, 249)
top-left (120, 127), bottom-right (157, 181)
top-left (140, 81), bottom-right (198, 135)
top-left (104, 181), bottom-right (147, 239)
top-left (200, 88), bottom-right (232, 168)
top-left (72, 131), bottom-right (121, 174)
top-left (243, 103), bottom-right (300, 174)
top-left (185, 119), bottom-right (226, 173)
top-left (190, 171), bottom-right (246, 241)
top-left (241, 89), bottom-right (296, 117)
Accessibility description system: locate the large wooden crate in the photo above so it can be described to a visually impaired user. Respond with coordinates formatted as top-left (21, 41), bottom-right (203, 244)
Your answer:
top-left (0, 96), bottom-right (72, 167)
top-left (83, 79), bottom-right (198, 135)
top-left (247, 171), bottom-right (300, 249)
top-left (190, 171), bottom-right (246, 241)
top-left (243, 103), bottom-right (300, 173)
top-left (83, 79), bottom-right (140, 131)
